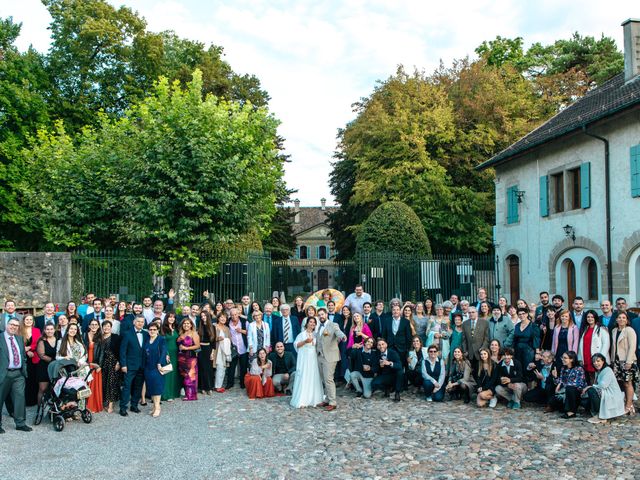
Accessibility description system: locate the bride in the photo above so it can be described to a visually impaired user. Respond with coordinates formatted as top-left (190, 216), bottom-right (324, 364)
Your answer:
top-left (290, 317), bottom-right (324, 408)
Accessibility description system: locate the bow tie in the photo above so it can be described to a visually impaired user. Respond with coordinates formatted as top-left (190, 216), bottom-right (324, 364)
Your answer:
top-left (136, 330), bottom-right (142, 334)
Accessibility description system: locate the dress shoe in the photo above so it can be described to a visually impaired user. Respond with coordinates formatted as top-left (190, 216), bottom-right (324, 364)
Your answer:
top-left (356, 392), bottom-right (363, 398)
top-left (393, 393), bottom-right (401, 402)
top-left (316, 402), bottom-right (329, 407)
top-left (16, 425), bottom-right (32, 432)
top-left (543, 406), bottom-right (554, 413)
top-left (130, 406), bottom-right (141, 413)
top-left (119, 409), bottom-right (128, 417)
top-left (0, 426), bottom-right (5, 434)
top-left (325, 405), bottom-right (337, 411)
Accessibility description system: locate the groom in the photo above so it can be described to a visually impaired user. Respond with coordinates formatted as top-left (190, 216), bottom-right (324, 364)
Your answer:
top-left (315, 308), bottom-right (346, 411)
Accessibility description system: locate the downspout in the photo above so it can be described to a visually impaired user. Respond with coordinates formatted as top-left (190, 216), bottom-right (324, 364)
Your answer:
top-left (582, 126), bottom-right (613, 300)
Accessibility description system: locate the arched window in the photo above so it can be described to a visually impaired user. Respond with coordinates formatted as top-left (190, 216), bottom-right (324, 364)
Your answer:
top-left (563, 259), bottom-right (576, 306)
top-left (587, 258), bottom-right (598, 300)
top-left (506, 255), bottom-right (520, 305)
top-left (319, 245), bottom-right (327, 259)
top-left (299, 246), bottom-right (308, 259)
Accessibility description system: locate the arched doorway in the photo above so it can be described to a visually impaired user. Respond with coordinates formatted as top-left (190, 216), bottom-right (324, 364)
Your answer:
top-left (629, 246), bottom-right (640, 308)
top-left (506, 255), bottom-right (520, 305)
top-left (318, 269), bottom-right (329, 290)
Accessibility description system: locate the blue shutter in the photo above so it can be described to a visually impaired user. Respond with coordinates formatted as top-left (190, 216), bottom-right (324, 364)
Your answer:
top-left (327, 245), bottom-right (331, 259)
top-left (316, 246), bottom-right (320, 259)
top-left (506, 185), bottom-right (519, 224)
top-left (296, 246), bottom-right (300, 259)
top-left (632, 145), bottom-right (640, 198)
top-left (539, 175), bottom-right (549, 217)
top-left (580, 162), bottom-right (590, 209)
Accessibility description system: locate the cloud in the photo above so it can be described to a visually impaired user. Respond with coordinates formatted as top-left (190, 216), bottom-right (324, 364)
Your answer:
top-left (1, 0), bottom-right (630, 207)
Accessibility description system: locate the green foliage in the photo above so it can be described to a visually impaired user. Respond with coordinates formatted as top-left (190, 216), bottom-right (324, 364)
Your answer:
top-left (21, 71), bottom-right (283, 275)
top-left (356, 202), bottom-right (431, 256)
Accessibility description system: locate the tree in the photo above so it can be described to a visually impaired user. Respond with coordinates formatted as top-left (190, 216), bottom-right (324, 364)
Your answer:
top-left (20, 71), bottom-right (284, 275)
top-left (356, 201), bottom-right (431, 256)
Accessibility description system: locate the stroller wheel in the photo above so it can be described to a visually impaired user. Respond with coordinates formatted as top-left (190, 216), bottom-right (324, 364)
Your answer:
top-left (81, 409), bottom-right (92, 424)
top-left (53, 416), bottom-right (65, 432)
top-left (34, 397), bottom-right (46, 425)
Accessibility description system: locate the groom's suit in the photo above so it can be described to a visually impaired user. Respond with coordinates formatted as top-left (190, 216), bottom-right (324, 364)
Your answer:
top-left (316, 319), bottom-right (346, 407)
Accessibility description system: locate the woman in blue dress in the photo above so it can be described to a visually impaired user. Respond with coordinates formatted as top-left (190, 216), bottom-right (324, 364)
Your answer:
top-left (513, 307), bottom-right (540, 381)
top-left (144, 323), bottom-right (168, 418)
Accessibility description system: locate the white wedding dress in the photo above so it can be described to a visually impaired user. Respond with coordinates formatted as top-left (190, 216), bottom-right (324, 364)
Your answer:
top-left (290, 331), bottom-right (325, 408)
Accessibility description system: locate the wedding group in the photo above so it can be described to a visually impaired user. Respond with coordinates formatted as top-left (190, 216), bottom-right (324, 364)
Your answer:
top-left (0, 284), bottom-right (638, 433)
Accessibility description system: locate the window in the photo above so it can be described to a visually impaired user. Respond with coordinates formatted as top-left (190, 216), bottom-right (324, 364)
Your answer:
top-left (506, 185), bottom-right (519, 224)
top-left (551, 172), bottom-right (564, 213)
top-left (587, 258), bottom-right (598, 300)
top-left (299, 246), bottom-right (308, 259)
top-left (318, 245), bottom-right (327, 259)
top-left (567, 167), bottom-right (581, 210)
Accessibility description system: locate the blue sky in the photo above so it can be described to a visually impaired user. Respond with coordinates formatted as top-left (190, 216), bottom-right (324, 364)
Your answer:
top-left (1, 1), bottom-right (635, 205)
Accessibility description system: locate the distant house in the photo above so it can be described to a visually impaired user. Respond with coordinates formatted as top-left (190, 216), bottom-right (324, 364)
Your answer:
top-left (477, 19), bottom-right (640, 309)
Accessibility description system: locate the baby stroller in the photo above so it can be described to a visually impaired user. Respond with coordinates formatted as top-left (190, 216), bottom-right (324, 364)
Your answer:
top-left (34, 359), bottom-right (94, 432)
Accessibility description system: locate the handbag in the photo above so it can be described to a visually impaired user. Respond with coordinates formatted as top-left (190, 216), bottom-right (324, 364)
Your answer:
top-left (159, 363), bottom-right (173, 375)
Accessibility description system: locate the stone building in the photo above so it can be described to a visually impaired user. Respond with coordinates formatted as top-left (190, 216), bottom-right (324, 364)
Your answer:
top-left (478, 19), bottom-right (640, 309)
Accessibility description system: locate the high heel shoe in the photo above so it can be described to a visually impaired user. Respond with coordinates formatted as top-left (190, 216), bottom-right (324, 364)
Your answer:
top-left (625, 405), bottom-right (636, 415)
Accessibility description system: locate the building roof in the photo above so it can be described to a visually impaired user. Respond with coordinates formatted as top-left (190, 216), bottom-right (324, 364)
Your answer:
top-left (292, 207), bottom-right (337, 236)
top-left (477, 73), bottom-right (640, 170)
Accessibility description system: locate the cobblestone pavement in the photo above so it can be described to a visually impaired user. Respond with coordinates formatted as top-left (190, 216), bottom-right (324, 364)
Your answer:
top-left (1, 388), bottom-right (638, 480)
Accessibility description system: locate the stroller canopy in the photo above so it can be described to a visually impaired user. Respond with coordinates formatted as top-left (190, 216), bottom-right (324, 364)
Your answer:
top-left (47, 359), bottom-right (78, 383)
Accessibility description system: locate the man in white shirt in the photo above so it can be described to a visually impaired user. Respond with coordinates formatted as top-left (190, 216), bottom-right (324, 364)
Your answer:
top-left (343, 285), bottom-right (371, 316)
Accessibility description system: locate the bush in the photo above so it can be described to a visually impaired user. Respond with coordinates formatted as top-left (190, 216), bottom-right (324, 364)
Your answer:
top-left (356, 201), bottom-right (431, 256)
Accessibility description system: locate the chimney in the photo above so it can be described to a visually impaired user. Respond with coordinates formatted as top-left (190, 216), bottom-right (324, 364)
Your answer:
top-left (293, 199), bottom-right (300, 224)
top-left (623, 19), bottom-right (640, 83)
top-left (320, 198), bottom-right (326, 211)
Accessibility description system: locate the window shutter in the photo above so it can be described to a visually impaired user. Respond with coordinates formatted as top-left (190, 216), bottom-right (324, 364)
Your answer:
top-left (632, 145), bottom-right (640, 198)
top-left (506, 186), bottom-right (519, 224)
top-left (580, 162), bottom-right (591, 208)
top-left (316, 246), bottom-right (320, 259)
top-left (296, 246), bottom-right (300, 259)
top-left (327, 245), bottom-right (331, 259)
top-left (539, 175), bottom-right (549, 217)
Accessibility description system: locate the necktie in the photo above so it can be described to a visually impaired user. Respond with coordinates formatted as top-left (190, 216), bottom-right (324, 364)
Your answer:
top-left (136, 330), bottom-right (142, 347)
top-left (9, 336), bottom-right (19, 368)
top-left (471, 320), bottom-right (476, 334)
top-left (284, 318), bottom-right (291, 344)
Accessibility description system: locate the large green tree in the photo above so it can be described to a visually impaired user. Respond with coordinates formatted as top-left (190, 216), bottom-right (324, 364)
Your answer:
top-left (21, 71), bottom-right (283, 273)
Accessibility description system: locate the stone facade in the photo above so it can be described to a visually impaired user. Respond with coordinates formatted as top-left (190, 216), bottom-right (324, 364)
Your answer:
top-left (0, 252), bottom-right (72, 311)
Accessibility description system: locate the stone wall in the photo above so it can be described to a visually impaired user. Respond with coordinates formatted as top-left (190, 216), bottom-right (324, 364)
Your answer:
top-left (0, 252), bottom-right (72, 310)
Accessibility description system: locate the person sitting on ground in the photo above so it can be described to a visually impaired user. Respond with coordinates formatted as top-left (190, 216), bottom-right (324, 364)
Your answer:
top-left (244, 348), bottom-right (275, 399)
top-left (523, 350), bottom-right (556, 411)
top-left (489, 339), bottom-right (503, 364)
top-left (495, 347), bottom-right (527, 409)
top-left (473, 348), bottom-right (498, 408)
top-left (583, 353), bottom-right (626, 424)
top-left (349, 337), bottom-right (377, 399)
top-left (421, 344), bottom-right (446, 402)
top-left (268, 342), bottom-right (296, 395)
top-left (552, 350), bottom-right (587, 419)
top-left (406, 336), bottom-right (429, 390)
top-left (445, 347), bottom-right (474, 403)
top-left (371, 338), bottom-right (403, 402)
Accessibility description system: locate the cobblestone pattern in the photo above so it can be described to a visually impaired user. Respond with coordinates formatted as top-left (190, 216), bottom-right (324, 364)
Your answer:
top-left (1, 388), bottom-right (638, 479)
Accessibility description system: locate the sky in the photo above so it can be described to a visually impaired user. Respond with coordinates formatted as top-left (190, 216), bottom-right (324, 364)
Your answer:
top-left (0, 1), bottom-right (634, 206)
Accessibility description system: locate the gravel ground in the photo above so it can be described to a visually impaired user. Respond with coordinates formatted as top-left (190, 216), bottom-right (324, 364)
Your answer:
top-left (1, 388), bottom-right (638, 479)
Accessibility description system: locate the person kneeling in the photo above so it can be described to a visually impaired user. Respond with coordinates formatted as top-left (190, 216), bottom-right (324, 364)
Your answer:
top-left (371, 338), bottom-right (403, 402)
top-left (268, 342), bottom-right (296, 395)
top-left (422, 345), bottom-right (446, 402)
top-left (446, 347), bottom-right (474, 403)
top-left (495, 348), bottom-right (527, 409)
top-left (474, 348), bottom-right (499, 408)
top-left (552, 350), bottom-right (586, 419)
top-left (583, 353), bottom-right (626, 424)
top-left (244, 348), bottom-right (275, 399)
top-left (350, 337), bottom-right (377, 398)
top-left (523, 350), bottom-right (556, 412)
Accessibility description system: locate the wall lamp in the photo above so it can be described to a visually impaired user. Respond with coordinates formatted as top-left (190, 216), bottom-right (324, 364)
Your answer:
top-left (563, 224), bottom-right (576, 242)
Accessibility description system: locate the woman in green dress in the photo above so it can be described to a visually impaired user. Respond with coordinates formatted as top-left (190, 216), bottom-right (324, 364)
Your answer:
top-left (448, 312), bottom-right (465, 368)
top-left (161, 312), bottom-right (181, 401)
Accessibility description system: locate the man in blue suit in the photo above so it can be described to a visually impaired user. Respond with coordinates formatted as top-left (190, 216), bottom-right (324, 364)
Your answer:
top-left (119, 316), bottom-right (149, 416)
top-left (271, 304), bottom-right (300, 356)
top-left (82, 298), bottom-right (105, 332)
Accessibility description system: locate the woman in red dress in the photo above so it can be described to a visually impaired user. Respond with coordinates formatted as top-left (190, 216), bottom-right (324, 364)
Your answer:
top-left (84, 319), bottom-right (104, 413)
top-left (244, 348), bottom-right (275, 399)
top-left (578, 309), bottom-right (611, 384)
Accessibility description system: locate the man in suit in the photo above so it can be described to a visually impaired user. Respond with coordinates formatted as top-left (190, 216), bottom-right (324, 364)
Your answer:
top-left (271, 304), bottom-right (300, 356)
top-left (612, 297), bottom-right (639, 324)
top-left (82, 298), bottom-right (105, 332)
top-left (262, 303), bottom-right (274, 330)
top-left (474, 287), bottom-right (495, 310)
top-left (268, 342), bottom-right (296, 394)
top-left (368, 301), bottom-right (386, 340)
top-left (239, 295), bottom-right (251, 321)
top-left (349, 336), bottom-right (377, 398)
top-left (119, 316), bottom-right (149, 416)
top-left (1, 300), bottom-right (23, 333)
top-left (371, 337), bottom-right (403, 401)
top-left (122, 303), bottom-right (143, 335)
top-left (570, 297), bottom-right (585, 329)
top-left (382, 304), bottom-right (413, 378)
top-left (315, 308), bottom-right (346, 411)
top-left (462, 306), bottom-right (490, 370)
top-left (0, 318), bottom-right (32, 432)
top-left (227, 308), bottom-right (249, 389)
top-left (35, 302), bottom-right (57, 331)
top-left (326, 301), bottom-right (342, 325)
